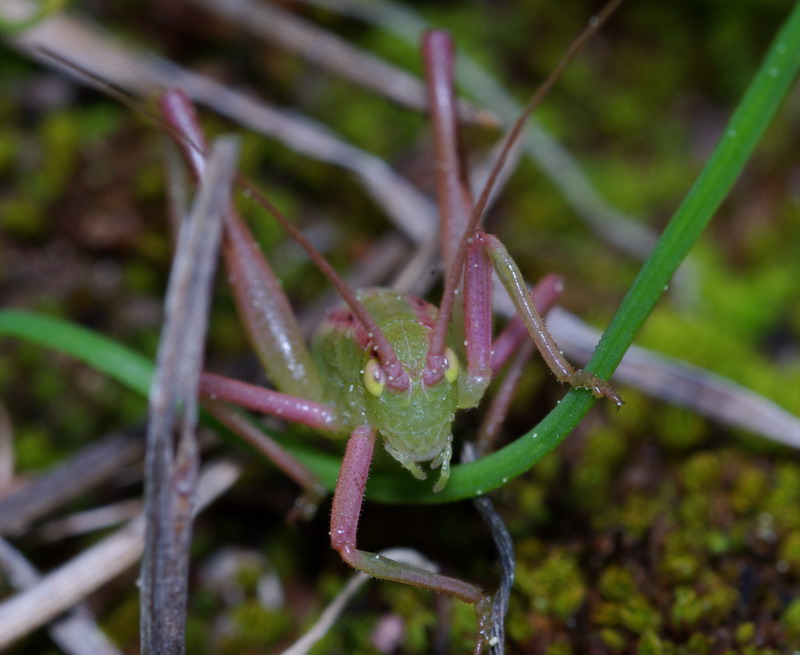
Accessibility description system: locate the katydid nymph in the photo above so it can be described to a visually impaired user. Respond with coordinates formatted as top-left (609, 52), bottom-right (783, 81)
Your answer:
top-left (158, 17), bottom-right (622, 654)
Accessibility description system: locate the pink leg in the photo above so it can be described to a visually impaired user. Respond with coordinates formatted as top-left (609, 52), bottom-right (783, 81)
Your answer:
top-left (490, 273), bottom-right (564, 374)
top-left (460, 233), bottom-right (494, 408)
top-left (422, 30), bottom-right (473, 271)
top-left (199, 372), bottom-right (340, 433)
top-left (331, 425), bottom-right (493, 652)
top-left (203, 400), bottom-right (326, 520)
top-left (474, 231), bottom-right (621, 406)
top-left (160, 89), bottom-right (325, 403)
top-left (466, 273), bottom-right (563, 455)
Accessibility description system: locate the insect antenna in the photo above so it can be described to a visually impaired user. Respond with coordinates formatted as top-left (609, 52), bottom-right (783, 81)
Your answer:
top-left (233, 178), bottom-right (410, 388)
top-left (428, 0), bottom-right (625, 366)
top-left (39, 49), bottom-right (410, 390)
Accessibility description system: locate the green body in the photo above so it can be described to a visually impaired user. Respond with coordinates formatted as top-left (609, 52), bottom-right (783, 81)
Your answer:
top-left (312, 288), bottom-right (463, 486)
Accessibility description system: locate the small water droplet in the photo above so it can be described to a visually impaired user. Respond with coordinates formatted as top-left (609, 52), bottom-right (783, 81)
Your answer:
top-left (769, 67), bottom-right (779, 77)
top-left (777, 43), bottom-right (787, 53)
top-left (727, 129), bottom-right (737, 138)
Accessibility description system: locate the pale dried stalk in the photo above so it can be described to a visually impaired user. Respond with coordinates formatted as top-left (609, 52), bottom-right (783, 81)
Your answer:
top-left (0, 430), bottom-right (144, 536)
top-left (547, 307), bottom-right (800, 448)
top-left (0, 538), bottom-right (123, 655)
top-left (6, 6), bottom-right (437, 244)
top-left (187, 0), bottom-right (498, 127)
top-left (140, 136), bottom-right (237, 654)
top-left (0, 460), bottom-right (241, 651)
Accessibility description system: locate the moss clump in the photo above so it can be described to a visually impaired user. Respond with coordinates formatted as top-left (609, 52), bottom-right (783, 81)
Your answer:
top-left (595, 593), bottom-right (661, 636)
top-left (637, 630), bottom-right (670, 655)
top-left (220, 601), bottom-right (292, 651)
top-left (598, 565), bottom-right (638, 603)
top-left (778, 531), bottom-right (800, 576)
top-left (782, 598), bottom-right (800, 640)
top-left (669, 574), bottom-right (738, 630)
top-left (516, 546), bottom-right (586, 620)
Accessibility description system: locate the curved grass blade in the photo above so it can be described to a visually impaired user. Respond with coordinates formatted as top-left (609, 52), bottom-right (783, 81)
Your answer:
top-left (0, 310), bottom-right (153, 396)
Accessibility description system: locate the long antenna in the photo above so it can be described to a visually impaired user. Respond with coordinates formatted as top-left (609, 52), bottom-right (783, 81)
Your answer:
top-left (427, 0), bottom-right (625, 364)
top-left (39, 48), bottom-right (410, 390)
top-left (157, 90), bottom-right (410, 391)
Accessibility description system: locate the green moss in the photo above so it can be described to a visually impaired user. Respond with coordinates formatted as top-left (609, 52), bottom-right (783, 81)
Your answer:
top-left (506, 609), bottom-right (535, 644)
top-left (669, 575), bottom-right (738, 631)
top-left (660, 540), bottom-right (702, 585)
top-left (223, 601), bottom-right (292, 649)
top-left (15, 425), bottom-right (62, 471)
top-left (681, 452), bottom-right (723, 493)
top-left (778, 531), bottom-right (800, 575)
top-left (616, 493), bottom-right (665, 539)
top-left (382, 585), bottom-right (436, 652)
top-left (595, 594), bottom-right (661, 636)
top-left (653, 405), bottom-right (708, 452)
top-left (0, 196), bottom-right (46, 239)
top-left (684, 633), bottom-right (712, 654)
top-left (617, 595), bottom-right (661, 634)
top-left (670, 586), bottom-right (703, 627)
top-left (731, 465), bottom-right (769, 515)
top-left (516, 549), bottom-right (586, 620)
top-left (735, 621), bottom-right (756, 645)
top-left (763, 464), bottom-right (800, 532)
top-left (782, 598), bottom-right (800, 639)
top-left (599, 627), bottom-right (626, 651)
top-left (598, 565), bottom-right (637, 603)
top-left (637, 630), bottom-right (669, 655)
top-left (572, 427), bottom-right (627, 514)
top-left (544, 639), bottom-right (573, 655)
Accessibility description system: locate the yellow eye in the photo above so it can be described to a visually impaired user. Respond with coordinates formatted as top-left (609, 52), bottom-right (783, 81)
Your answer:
top-left (363, 359), bottom-right (385, 397)
top-left (443, 347), bottom-right (460, 383)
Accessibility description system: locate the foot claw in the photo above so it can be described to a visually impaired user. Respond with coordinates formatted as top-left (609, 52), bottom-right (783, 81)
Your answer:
top-left (474, 595), bottom-right (494, 653)
top-left (567, 370), bottom-right (623, 408)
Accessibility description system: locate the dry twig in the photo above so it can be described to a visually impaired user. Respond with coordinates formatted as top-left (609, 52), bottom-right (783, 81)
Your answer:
top-left (140, 136), bottom-right (237, 653)
top-left (0, 460), bottom-right (241, 650)
top-left (187, 0), bottom-right (498, 127)
top-left (548, 307), bottom-right (800, 448)
top-left (0, 538), bottom-right (123, 655)
top-left (0, 429), bottom-right (144, 536)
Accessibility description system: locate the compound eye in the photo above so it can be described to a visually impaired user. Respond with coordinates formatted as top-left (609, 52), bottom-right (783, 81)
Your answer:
top-left (363, 359), bottom-right (385, 397)
top-left (443, 347), bottom-right (460, 383)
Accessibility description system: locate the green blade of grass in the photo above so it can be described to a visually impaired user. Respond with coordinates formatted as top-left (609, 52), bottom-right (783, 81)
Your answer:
top-left (1, 3), bottom-right (798, 504)
top-left (369, 0), bottom-right (800, 503)
top-left (0, 310), bottom-right (154, 396)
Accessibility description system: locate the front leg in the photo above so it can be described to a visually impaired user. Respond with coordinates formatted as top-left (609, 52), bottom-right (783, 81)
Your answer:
top-left (331, 425), bottom-right (493, 653)
top-left (470, 231), bottom-right (622, 406)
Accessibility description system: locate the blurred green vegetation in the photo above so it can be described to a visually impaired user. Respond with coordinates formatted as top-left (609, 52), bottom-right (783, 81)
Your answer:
top-left (0, 0), bottom-right (799, 652)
